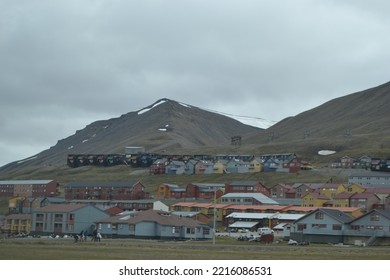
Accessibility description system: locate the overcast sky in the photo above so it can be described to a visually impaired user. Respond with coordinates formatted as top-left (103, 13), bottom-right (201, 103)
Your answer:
top-left (1, 0), bottom-right (390, 167)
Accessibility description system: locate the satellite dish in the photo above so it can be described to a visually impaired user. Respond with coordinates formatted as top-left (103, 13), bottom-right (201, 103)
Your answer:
top-left (318, 150), bottom-right (336, 156)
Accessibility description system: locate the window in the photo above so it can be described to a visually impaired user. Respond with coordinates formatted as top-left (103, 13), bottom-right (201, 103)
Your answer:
top-left (351, 225), bottom-right (360, 230)
top-left (172, 227), bottom-right (180, 234)
top-left (297, 224), bottom-right (306, 231)
top-left (186, 228), bottom-right (195, 234)
top-left (332, 224), bottom-right (342, 230)
top-left (367, 225), bottom-right (383, 230)
top-left (312, 224), bottom-right (327, 229)
top-left (315, 212), bottom-right (324, 220)
top-left (370, 213), bottom-right (380, 221)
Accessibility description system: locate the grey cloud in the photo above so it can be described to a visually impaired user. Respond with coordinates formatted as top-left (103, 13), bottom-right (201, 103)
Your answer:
top-left (1, 0), bottom-right (390, 166)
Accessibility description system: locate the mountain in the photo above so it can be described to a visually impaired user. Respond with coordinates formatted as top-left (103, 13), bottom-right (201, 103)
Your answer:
top-left (2, 81), bottom-right (390, 173)
top-left (0, 98), bottom-right (262, 171)
top-left (243, 81), bottom-right (390, 159)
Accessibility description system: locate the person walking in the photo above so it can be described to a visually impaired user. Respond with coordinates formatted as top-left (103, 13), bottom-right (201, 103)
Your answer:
top-left (97, 231), bottom-right (102, 242)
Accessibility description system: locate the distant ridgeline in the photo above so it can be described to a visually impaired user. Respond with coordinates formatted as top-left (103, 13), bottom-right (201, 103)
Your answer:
top-left (66, 153), bottom-right (213, 168)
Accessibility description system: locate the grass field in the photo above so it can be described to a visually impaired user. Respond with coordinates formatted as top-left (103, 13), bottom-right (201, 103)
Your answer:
top-left (1, 236), bottom-right (389, 260)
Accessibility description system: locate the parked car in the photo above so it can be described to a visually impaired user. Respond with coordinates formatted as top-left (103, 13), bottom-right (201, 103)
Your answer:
top-left (288, 239), bottom-right (298, 245)
top-left (257, 227), bottom-right (274, 235)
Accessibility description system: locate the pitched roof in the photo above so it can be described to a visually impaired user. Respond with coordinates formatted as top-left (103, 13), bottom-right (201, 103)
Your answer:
top-left (97, 210), bottom-right (208, 227)
top-left (64, 181), bottom-right (137, 188)
top-left (319, 208), bottom-right (354, 223)
top-left (319, 184), bottom-right (342, 189)
top-left (304, 192), bottom-right (329, 200)
top-left (333, 193), bottom-right (355, 199)
top-left (221, 192), bottom-right (278, 205)
top-left (350, 193), bottom-right (379, 199)
top-left (33, 204), bottom-right (87, 213)
top-left (295, 208), bottom-right (354, 224)
top-left (131, 210), bottom-right (206, 227)
top-left (374, 209), bottom-right (390, 219)
top-left (105, 206), bottom-right (124, 216)
top-left (0, 180), bottom-right (54, 185)
top-left (349, 209), bottom-right (390, 223)
top-left (228, 181), bottom-right (261, 186)
top-left (6, 214), bottom-right (32, 220)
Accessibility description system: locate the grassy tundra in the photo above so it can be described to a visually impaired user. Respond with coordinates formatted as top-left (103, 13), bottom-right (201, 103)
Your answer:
top-left (1, 236), bottom-right (389, 260)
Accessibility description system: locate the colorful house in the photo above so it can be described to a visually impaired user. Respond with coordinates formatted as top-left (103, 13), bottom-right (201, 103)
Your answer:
top-left (31, 204), bottom-right (110, 236)
top-left (64, 181), bottom-right (150, 200)
top-left (343, 183), bottom-right (366, 193)
top-left (165, 161), bottom-right (186, 175)
top-left (0, 180), bottom-right (58, 198)
top-left (96, 209), bottom-right (213, 240)
top-left (270, 184), bottom-right (295, 199)
top-left (226, 159), bottom-right (250, 173)
top-left (149, 158), bottom-right (168, 174)
top-left (185, 183), bottom-right (224, 199)
top-left (301, 192), bottom-right (330, 207)
top-left (157, 183), bottom-right (182, 198)
top-left (317, 183), bottom-right (346, 199)
top-left (332, 193), bottom-right (355, 208)
top-left (194, 160), bottom-right (215, 174)
top-left (346, 209), bottom-right (390, 245)
top-left (225, 181), bottom-right (270, 196)
top-left (221, 193), bottom-right (278, 206)
top-left (213, 160), bottom-right (227, 174)
top-left (293, 183), bottom-right (318, 198)
top-left (291, 208), bottom-right (354, 244)
top-left (4, 213), bottom-right (31, 235)
top-left (349, 193), bottom-right (381, 211)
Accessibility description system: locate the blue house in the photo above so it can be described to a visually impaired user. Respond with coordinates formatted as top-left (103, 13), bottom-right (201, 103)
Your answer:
top-left (30, 204), bottom-right (110, 236)
top-left (96, 209), bottom-right (213, 240)
top-left (345, 209), bottom-right (390, 246)
top-left (290, 208), bottom-right (354, 244)
top-left (165, 161), bottom-right (186, 175)
top-left (263, 158), bottom-right (280, 172)
top-left (226, 159), bottom-right (250, 173)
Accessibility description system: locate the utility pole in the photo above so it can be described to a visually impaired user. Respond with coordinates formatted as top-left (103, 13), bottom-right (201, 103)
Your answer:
top-left (213, 189), bottom-right (217, 245)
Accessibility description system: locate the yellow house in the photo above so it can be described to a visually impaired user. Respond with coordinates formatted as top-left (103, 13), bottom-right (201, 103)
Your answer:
top-left (213, 160), bottom-right (226, 174)
top-left (8, 196), bottom-right (24, 213)
top-left (5, 213), bottom-right (31, 234)
top-left (332, 193), bottom-right (355, 207)
top-left (318, 184), bottom-right (346, 199)
top-left (156, 183), bottom-right (182, 198)
top-left (248, 158), bottom-right (263, 173)
top-left (343, 183), bottom-right (366, 193)
top-left (301, 192), bottom-right (330, 207)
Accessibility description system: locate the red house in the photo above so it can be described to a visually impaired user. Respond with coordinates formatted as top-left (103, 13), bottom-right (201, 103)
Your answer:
top-left (64, 181), bottom-right (150, 200)
top-left (270, 184), bottom-right (296, 199)
top-left (225, 181), bottom-right (270, 196)
top-left (185, 183), bottom-right (224, 199)
top-left (0, 180), bottom-right (58, 198)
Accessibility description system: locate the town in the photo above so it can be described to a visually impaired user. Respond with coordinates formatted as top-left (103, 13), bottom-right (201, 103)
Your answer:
top-left (1, 151), bottom-right (390, 247)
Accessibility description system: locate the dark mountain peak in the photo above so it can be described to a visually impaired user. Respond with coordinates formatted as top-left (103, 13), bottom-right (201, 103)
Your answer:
top-left (136, 98), bottom-right (192, 116)
top-left (0, 98), bottom-right (260, 170)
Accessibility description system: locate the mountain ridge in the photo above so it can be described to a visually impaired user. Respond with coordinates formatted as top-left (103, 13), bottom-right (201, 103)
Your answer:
top-left (1, 81), bottom-right (390, 173)
top-left (0, 98), bottom-right (262, 171)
